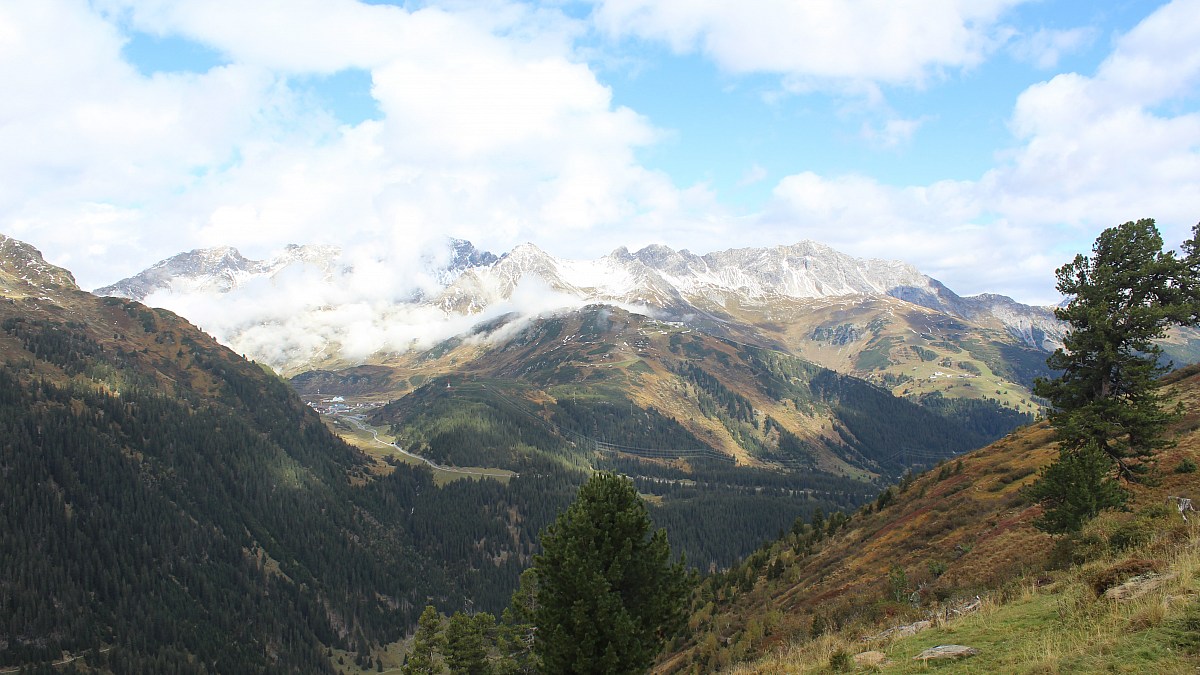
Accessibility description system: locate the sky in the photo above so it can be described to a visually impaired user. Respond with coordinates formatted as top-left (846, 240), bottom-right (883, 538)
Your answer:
top-left (3, 0), bottom-right (1199, 306)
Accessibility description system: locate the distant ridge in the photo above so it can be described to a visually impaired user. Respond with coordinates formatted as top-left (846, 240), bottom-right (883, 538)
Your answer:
top-left (95, 238), bottom-right (498, 301)
top-left (97, 239), bottom-right (1064, 356)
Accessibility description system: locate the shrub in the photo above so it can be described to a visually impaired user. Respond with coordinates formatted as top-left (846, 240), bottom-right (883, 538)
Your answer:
top-left (828, 650), bottom-right (853, 672)
top-left (809, 613), bottom-right (828, 639)
top-left (888, 565), bottom-right (910, 602)
top-left (1048, 533), bottom-right (1106, 568)
top-left (1086, 558), bottom-right (1160, 596)
top-left (1108, 520), bottom-right (1154, 552)
top-left (1175, 457), bottom-right (1197, 474)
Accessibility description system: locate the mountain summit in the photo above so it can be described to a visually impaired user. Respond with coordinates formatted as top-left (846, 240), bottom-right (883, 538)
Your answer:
top-left (0, 235), bottom-right (78, 297)
top-left (439, 239), bottom-right (954, 310)
top-left (86, 238), bottom-right (1095, 421)
top-left (93, 243), bottom-right (343, 299)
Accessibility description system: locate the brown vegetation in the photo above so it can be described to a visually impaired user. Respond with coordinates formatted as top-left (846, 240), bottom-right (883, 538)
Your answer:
top-left (660, 367), bottom-right (1200, 673)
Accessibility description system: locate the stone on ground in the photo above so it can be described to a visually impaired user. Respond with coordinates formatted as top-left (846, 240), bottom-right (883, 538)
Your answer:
top-left (913, 644), bottom-right (980, 661)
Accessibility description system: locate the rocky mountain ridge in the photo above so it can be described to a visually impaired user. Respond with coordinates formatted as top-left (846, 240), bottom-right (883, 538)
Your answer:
top-left (96, 238), bottom-right (1065, 361)
top-left (435, 240), bottom-right (1062, 341)
top-left (94, 243), bottom-right (343, 299)
top-left (0, 234), bottom-right (78, 296)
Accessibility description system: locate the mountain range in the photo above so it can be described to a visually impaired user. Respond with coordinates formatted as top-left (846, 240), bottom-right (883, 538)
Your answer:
top-left (98, 239), bottom-right (1065, 356)
top-left (92, 235), bottom-right (1200, 472)
top-left (93, 238), bottom-right (1093, 474)
top-left (93, 239), bottom-right (1092, 412)
top-left (0, 232), bottom-right (988, 670)
top-left (6, 231), bottom-right (1200, 672)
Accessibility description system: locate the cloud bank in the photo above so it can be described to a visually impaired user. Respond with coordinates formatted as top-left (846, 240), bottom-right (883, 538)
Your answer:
top-left (139, 241), bottom-right (655, 373)
top-left (1, 0), bottom-right (1198, 309)
top-left (593, 0), bottom-right (1020, 86)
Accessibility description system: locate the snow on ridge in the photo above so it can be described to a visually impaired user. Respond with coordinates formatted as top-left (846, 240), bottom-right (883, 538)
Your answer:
top-left (638, 241), bottom-right (931, 301)
top-left (89, 236), bottom-right (1062, 373)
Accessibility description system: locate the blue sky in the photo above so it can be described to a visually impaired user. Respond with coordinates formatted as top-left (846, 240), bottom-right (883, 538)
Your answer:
top-left (2, 0), bottom-right (1198, 305)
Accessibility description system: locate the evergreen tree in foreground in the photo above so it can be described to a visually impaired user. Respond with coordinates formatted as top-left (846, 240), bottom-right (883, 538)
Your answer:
top-left (1027, 444), bottom-right (1129, 533)
top-left (1031, 219), bottom-right (1200, 532)
top-left (444, 612), bottom-right (495, 675)
top-left (496, 569), bottom-right (539, 674)
top-left (533, 473), bottom-right (690, 674)
top-left (404, 605), bottom-right (446, 675)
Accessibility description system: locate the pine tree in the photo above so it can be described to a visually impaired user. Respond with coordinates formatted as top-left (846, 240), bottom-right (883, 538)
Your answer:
top-left (1027, 444), bottom-right (1128, 534)
top-left (533, 472), bottom-right (690, 674)
top-left (404, 605), bottom-right (446, 675)
top-left (495, 569), bottom-right (539, 675)
top-left (444, 612), bottom-right (494, 675)
top-left (1031, 219), bottom-right (1200, 531)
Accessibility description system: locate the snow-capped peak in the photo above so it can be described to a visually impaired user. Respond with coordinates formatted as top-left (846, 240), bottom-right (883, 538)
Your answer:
top-left (93, 237), bottom-right (1066, 372)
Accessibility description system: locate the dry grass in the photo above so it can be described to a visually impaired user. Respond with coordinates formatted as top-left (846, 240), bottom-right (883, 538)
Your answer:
top-left (723, 523), bottom-right (1200, 674)
top-left (661, 369), bottom-right (1200, 674)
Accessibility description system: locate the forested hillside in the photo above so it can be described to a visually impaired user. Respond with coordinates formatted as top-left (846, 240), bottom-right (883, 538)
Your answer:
top-left (0, 241), bottom-right (587, 671)
top-left (0, 235), bottom-right (1040, 672)
top-left (328, 306), bottom-right (1028, 480)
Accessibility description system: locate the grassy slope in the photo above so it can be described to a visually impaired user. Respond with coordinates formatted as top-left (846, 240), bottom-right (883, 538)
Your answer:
top-left (661, 365), bottom-right (1200, 674)
top-left (308, 307), bottom-right (1003, 481)
top-left (718, 295), bottom-right (1050, 414)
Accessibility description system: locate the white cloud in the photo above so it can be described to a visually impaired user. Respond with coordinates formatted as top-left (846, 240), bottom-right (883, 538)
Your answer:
top-left (593, 0), bottom-right (1024, 87)
top-left (736, 164), bottom-right (769, 188)
top-left (761, 172), bottom-right (1036, 294)
top-left (1, 0), bottom-right (707, 291)
top-left (0, 1), bottom-right (291, 281)
top-left (859, 116), bottom-right (928, 148)
top-left (5, 0), bottom-right (1199, 322)
top-left (988, 0), bottom-right (1200, 241)
top-left (760, 0), bottom-right (1200, 305)
top-left (1009, 27), bottom-right (1094, 69)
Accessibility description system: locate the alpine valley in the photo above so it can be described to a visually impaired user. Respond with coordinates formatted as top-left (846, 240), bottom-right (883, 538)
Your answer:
top-left (94, 238), bottom-right (1199, 473)
top-left (4, 232), bottom-right (1198, 672)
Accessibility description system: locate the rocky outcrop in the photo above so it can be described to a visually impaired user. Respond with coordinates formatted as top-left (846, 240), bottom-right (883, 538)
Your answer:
top-left (1104, 572), bottom-right (1178, 602)
top-left (913, 644), bottom-right (980, 661)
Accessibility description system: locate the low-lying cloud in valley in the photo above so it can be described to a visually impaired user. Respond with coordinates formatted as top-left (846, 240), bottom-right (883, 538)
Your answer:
top-left (141, 239), bottom-right (652, 373)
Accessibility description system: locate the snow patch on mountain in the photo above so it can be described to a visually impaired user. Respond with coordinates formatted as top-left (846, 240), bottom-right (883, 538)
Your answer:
top-left (94, 237), bottom-right (1064, 372)
top-left (0, 234), bottom-right (79, 296)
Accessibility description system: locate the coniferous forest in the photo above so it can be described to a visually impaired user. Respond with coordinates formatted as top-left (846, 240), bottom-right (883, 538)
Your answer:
top-left (0, 289), bottom-right (874, 672)
top-left (0, 241), bottom-right (1043, 672)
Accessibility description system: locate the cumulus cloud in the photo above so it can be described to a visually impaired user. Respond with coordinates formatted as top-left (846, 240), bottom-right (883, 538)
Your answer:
top-left (1, 0), bottom-right (703, 290)
top-left (1009, 26), bottom-right (1094, 69)
top-left (859, 116), bottom-right (929, 148)
top-left (759, 0), bottom-right (1200, 305)
top-left (5, 0), bottom-right (1200, 323)
top-left (984, 0), bottom-right (1200, 243)
top-left (759, 172), bottom-right (1036, 293)
top-left (593, 0), bottom-right (1024, 87)
top-left (0, 1), bottom-right (289, 278)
